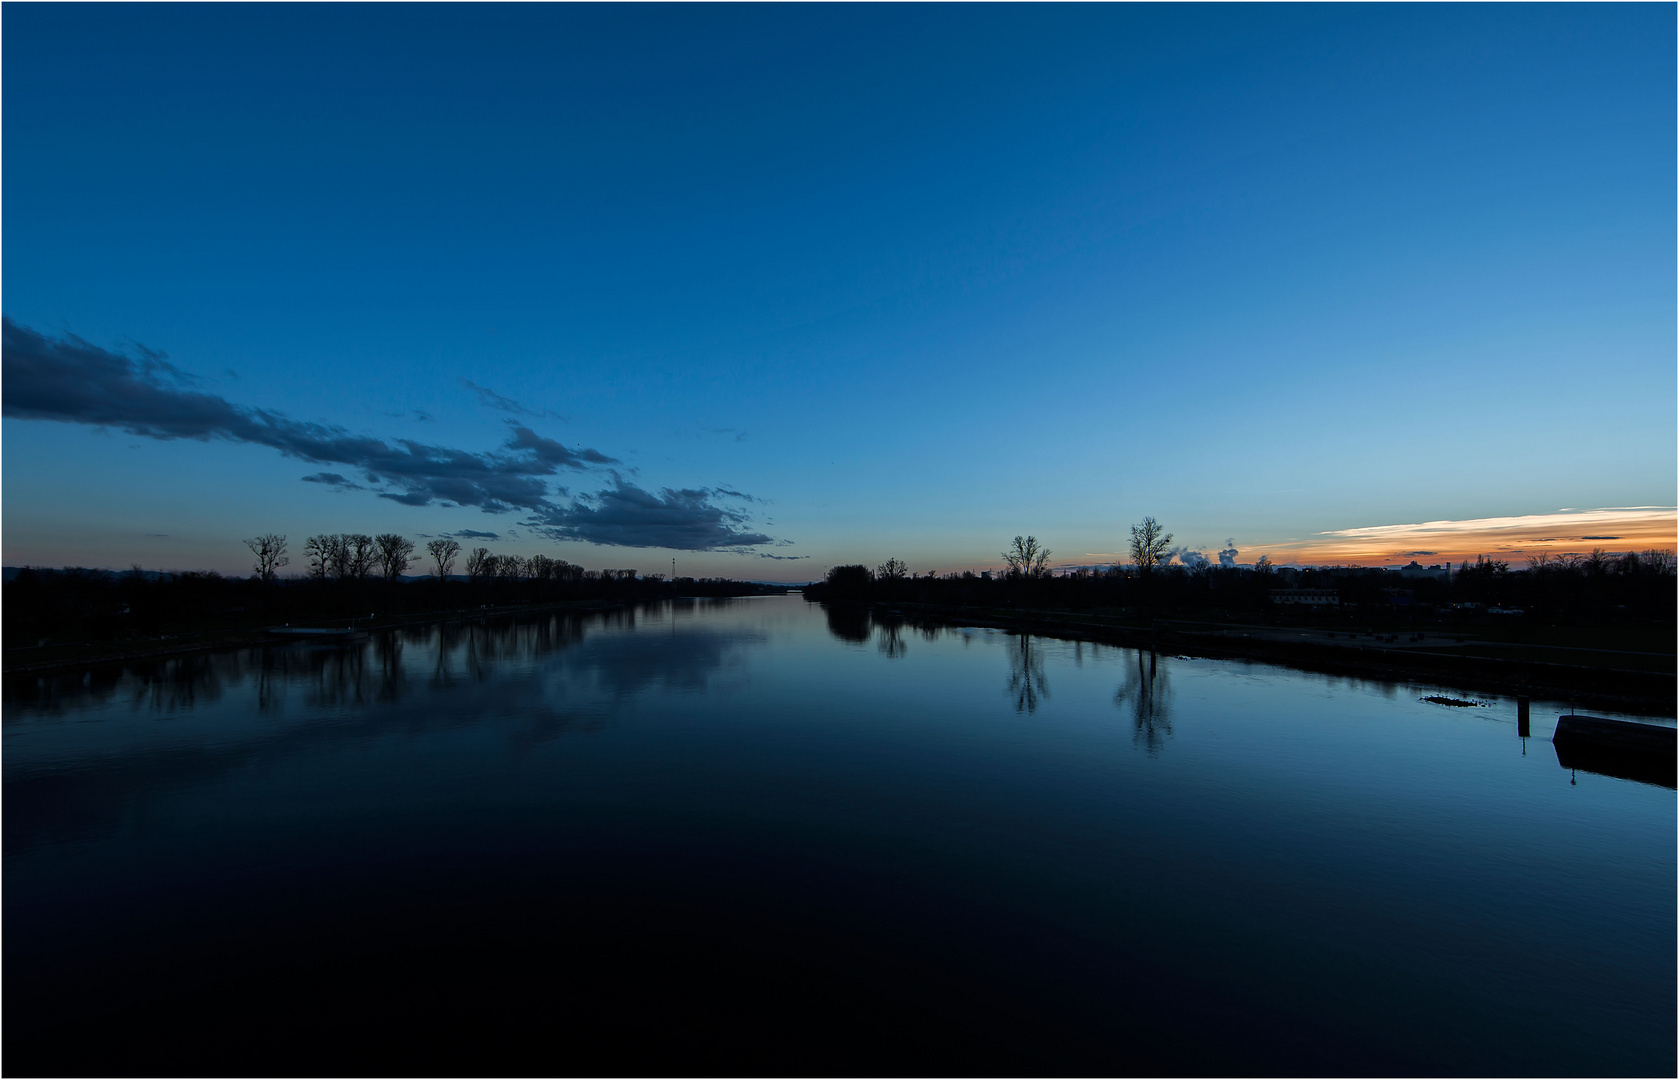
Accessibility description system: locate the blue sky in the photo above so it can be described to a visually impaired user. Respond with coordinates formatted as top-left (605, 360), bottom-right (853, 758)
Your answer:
top-left (4, 5), bottom-right (1673, 578)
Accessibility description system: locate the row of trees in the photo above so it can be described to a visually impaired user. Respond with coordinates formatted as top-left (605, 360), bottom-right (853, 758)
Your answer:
top-left (249, 534), bottom-right (636, 588)
top-left (7, 532), bottom-right (778, 647)
top-left (806, 519), bottom-right (1676, 629)
top-left (998, 518), bottom-right (1180, 581)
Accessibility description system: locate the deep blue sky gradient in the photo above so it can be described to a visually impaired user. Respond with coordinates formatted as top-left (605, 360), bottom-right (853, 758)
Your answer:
top-left (4, 5), bottom-right (1673, 576)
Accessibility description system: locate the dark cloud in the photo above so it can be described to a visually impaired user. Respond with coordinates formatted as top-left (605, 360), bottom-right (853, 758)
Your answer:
top-left (532, 482), bottom-right (773, 550)
top-left (452, 529), bottom-right (500, 540)
top-left (3, 317), bottom-right (785, 554)
top-left (2, 318), bottom-right (616, 514)
top-left (301, 472), bottom-right (363, 490)
top-left (757, 552), bottom-right (809, 560)
top-left (461, 378), bottom-right (567, 421)
top-left (1397, 550), bottom-right (1438, 557)
top-left (1579, 536), bottom-right (1620, 540)
top-left (4, 318), bottom-right (788, 553)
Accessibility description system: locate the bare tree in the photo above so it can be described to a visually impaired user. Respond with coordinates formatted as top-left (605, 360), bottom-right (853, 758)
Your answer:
top-left (346, 534), bottom-right (376, 580)
top-left (1128, 518), bottom-right (1172, 574)
top-left (245, 534), bottom-right (289, 582)
top-left (465, 547), bottom-right (494, 583)
top-left (374, 534), bottom-right (415, 582)
top-left (426, 538), bottom-right (461, 579)
top-left (877, 557), bottom-right (909, 581)
top-left (326, 535), bottom-right (355, 580)
top-left (1003, 536), bottom-right (1051, 579)
top-left (305, 534), bottom-right (341, 581)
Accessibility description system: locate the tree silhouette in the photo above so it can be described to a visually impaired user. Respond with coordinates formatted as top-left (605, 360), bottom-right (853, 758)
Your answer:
top-left (244, 534), bottom-right (289, 582)
top-left (1003, 535), bottom-right (1051, 579)
top-left (426, 538), bottom-right (461, 579)
top-left (374, 534), bottom-right (415, 582)
top-left (877, 557), bottom-right (909, 581)
top-left (305, 534), bottom-right (340, 581)
top-left (1129, 517), bottom-right (1172, 574)
top-left (465, 547), bottom-right (494, 583)
top-left (327, 535), bottom-right (355, 580)
top-left (346, 534), bottom-right (376, 580)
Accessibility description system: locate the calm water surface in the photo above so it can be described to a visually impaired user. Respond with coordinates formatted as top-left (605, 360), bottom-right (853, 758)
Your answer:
top-left (6, 595), bottom-right (1673, 1074)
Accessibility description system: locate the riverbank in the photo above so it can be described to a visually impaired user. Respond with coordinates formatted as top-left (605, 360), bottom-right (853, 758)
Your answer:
top-left (855, 599), bottom-right (1677, 717)
top-left (2, 597), bottom-right (662, 677)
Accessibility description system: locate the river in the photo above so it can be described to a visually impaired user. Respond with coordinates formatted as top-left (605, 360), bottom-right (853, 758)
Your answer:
top-left (5, 594), bottom-right (1672, 1074)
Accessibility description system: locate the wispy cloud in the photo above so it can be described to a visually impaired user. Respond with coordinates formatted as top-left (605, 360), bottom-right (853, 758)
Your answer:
top-left (301, 472), bottom-right (364, 490)
top-left (1265, 508), bottom-right (1677, 563)
top-left (4, 319), bottom-right (785, 553)
top-left (460, 378), bottom-right (567, 421)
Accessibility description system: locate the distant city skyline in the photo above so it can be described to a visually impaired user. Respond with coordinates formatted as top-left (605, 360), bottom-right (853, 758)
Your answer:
top-left (4, 5), bottom-right (1673, 579)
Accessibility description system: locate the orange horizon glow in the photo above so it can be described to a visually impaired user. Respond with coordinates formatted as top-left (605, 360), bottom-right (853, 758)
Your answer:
top-left (1251, 507), bottom-right (1679, 567)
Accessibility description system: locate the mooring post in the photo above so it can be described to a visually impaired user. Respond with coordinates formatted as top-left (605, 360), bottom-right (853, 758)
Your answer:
top-left (1517, 696), bottom-right (1531, 740)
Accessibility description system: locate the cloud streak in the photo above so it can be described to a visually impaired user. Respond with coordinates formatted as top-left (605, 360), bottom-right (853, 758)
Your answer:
top-left (1261, 508), bottom-right (1677, 563)
top-left (460, 378), bottom-right (567, 421)
top-left (530, 482), bottom-right (774, 550)
top-left (3, 319), bottom-right (783, 552)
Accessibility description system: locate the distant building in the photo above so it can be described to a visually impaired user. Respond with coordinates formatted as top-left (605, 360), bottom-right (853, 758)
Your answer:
top-left (1396, 561), bottom-right (1450, 581)
top-left (1269, 589), bottom-right (1339, 606)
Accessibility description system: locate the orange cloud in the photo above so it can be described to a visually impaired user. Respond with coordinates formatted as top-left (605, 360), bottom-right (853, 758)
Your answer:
top-left (1257, 507), bottom-right (1678, 566)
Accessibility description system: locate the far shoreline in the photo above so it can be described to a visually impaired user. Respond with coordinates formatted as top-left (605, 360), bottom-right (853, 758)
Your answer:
top-left (838, 597), bottom-right (1677, 718)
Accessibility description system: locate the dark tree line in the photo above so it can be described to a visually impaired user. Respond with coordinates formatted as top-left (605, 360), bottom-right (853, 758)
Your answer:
top-left (805, 533), bottom-right (1676, 631)
top-left (4, 531), bottom-right (783, 648)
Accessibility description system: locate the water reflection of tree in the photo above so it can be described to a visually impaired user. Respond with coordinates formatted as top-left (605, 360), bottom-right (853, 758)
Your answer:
top-left (130, 654), bottom-right (223, 713)
top-left (1006, 632), bottom-right (1050, 714)
top-left (825, 605), bottom-right (871, 644)
top-left (372, 632), bottom-right (404, 702)
top-left (306, 645), bottom-right (367, 710)
top-left (1114, 649), bottom-right (1172, 753)
top-left (877, 618), bottom-right (908, 659)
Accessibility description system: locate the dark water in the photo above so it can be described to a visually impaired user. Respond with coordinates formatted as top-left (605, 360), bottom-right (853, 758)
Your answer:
top-left (6, 595), bottom-right (1673, 1075)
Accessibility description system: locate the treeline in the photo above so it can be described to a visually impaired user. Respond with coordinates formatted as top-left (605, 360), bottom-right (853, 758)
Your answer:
top-left (805, 542), bottom-right (1677, 628)
top-left (5, 531), bottom-right (783, 648)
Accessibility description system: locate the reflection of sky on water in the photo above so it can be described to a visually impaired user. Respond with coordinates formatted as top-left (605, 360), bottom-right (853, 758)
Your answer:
top-left (2, 602), bottom-right (765, 854)
top-left (4, 596), bottom-right (1673, 1075)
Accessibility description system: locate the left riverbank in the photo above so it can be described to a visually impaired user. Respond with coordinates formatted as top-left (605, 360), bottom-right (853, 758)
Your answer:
top-left (2, 595), bottom-right (772, 677)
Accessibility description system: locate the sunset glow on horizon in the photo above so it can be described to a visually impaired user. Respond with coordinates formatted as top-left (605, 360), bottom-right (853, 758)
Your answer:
top-left (1252, 507), bottom-right (1679, 568)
